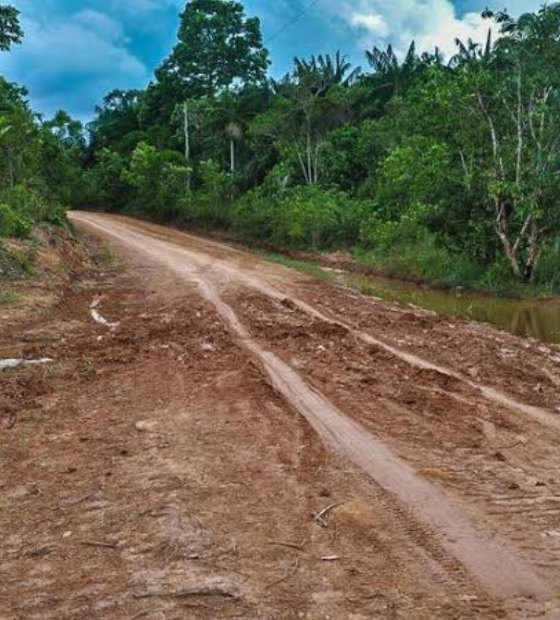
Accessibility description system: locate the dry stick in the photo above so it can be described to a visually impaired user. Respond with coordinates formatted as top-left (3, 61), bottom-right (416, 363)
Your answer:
top-left (267, 540), bottom-right (306, 552)
top-left (51, 493), bottom-right (95, 511)
top-left (493, 440), bottom-right (524, 450)
top-left (313, 502), bottom-right (344, 527)
top-left (265, 558), bottom-right (300, 590)
top-left (134, 587), bottom-right (238, 601)
top-left (80, 540), bottom-right (119, 550)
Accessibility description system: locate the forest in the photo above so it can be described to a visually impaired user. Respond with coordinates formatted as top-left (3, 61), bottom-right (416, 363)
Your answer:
top-left (2, 0), bottom-right (560, 291)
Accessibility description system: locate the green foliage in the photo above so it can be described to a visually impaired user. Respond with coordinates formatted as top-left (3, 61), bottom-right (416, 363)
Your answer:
top-left (0, 4), bottom-right (23, 51)
top-left (0, 36), bottom-right (80, 240)
top-left (1, 185), bottom-right (64, 225)
top-left (0, 288), bottom-right (21, 304)
top-left (78, 3), bottom-right (560, 292)
top-left (123, 142), bottom-right (190, 219)
top-left (88, 149), bottom-right (129, 209)
top-left (321, 121), bottom-right (385, 190)
top-left (232, 185), bottom-right (368, 250)
top-left (158, 0), bottom-right (269, 98)
top-left (0, 202), bottom-right (31, 237)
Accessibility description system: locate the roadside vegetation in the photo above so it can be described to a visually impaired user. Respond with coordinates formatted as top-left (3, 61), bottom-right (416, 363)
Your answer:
top-left (2, 1), bottom-right (560, 294)
top-left (0, 5), bottom-right (81, 276)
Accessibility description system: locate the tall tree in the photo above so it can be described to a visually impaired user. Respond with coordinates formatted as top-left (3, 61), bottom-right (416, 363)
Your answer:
top-left (254, 53), bottom-right (355, 185)
top-left (88, 89), bottom-right (144, 155)
top-left (156, 0), bottom-right (269, 98)
top-left (0, 4), bottom-right (23, 51)
top-left (470, 5), bottom-right (560, 280)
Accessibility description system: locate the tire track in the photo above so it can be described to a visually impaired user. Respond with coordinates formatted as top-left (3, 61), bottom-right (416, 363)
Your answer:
top-left (74, 213), bottom-right (560, 434)
top-left (71, 213), bottom-right (551, 603)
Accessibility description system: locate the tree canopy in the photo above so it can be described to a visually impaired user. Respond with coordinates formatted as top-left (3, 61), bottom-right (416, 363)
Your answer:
top-left (0, 3), bottom-right (23, 51)
top-left (4, 1), bottom-right (560, 291)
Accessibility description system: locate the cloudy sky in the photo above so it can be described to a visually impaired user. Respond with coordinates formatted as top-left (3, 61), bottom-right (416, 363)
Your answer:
top-left (1, 0), bottom-right (541, 120)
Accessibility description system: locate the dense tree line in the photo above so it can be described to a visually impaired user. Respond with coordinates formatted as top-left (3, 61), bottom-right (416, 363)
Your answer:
top-left (0, 5), bottom-right (83, 239)
top-left (3, 0), bottom-right (560, 290)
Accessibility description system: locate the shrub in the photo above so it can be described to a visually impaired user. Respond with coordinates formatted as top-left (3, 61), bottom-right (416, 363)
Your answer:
top-left (0, 185), bottom-right (66, 228)
top-left (0, 203), bottom-right (32, 237)
top-left (234, 185), bottom-right (365, 250)
top-left (123, 142), bottom-right (190, 219)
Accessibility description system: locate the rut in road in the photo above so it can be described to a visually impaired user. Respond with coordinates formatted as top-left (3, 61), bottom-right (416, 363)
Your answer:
top-left (72, 213), bottom-right (552, 604)
top-left (75, 213), bottom-right (560, 433)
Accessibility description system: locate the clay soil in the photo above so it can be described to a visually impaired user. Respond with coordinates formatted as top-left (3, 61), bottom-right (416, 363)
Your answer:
top-left (2, 212), bottom-right (560, 619)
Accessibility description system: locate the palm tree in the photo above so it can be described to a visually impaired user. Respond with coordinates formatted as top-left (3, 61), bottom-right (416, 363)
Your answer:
top-left (293, 51), bottom-right (361, 95)
top-left (365, 42), bottom-right (424, 97)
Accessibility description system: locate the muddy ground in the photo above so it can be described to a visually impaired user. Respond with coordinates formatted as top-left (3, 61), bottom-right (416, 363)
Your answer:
top-left (2, 213), bottom-right (560, 619)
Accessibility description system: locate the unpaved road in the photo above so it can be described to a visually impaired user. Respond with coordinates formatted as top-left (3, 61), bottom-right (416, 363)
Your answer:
top-left (2, 212), bottom-right (560, 619)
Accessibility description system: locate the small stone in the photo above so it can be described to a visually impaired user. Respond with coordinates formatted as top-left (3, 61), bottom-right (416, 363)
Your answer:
top-left (135, 420), bottom-right (158, 433)
top-left (62, 531), bottom-right (73, 539)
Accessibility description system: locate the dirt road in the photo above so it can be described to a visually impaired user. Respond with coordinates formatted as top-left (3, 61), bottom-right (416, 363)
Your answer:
top-left (2, 212), bottom-right (560, 619)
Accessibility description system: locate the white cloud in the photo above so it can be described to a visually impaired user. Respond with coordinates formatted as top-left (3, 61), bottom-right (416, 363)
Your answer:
top-left (350, 12), bottom-right (389, 39)
top-left (327, 0), bottom-right (513, 59)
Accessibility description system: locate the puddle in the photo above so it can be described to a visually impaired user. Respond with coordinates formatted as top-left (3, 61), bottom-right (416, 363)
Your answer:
top-left (338, 273), bottom-right (560, 344)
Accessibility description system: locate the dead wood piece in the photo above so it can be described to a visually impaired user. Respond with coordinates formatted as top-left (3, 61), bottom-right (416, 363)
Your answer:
top-left (134, 587), bottom-right (238, 601)
top-left (52, 492), bottom-right (95, 511)
top-left (129, 609), bottom-right (166, 620)
top-left (494, 440), bottom-right (524, 450)
top-left (80, 540), bottom-right (119, 550)
top-left (267, 540), bottom-right (305, 552)
top-left (313, 502), bottom-right (344, 527)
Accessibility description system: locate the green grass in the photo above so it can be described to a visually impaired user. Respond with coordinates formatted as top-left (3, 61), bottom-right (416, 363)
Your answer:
top-left (0, 289), bottom-right (23, 305)
top-left (264, 252), bottom-right (334, 281)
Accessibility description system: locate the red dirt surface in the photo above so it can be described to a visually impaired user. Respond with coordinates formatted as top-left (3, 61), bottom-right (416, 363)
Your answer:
top-left (1, 212), bottom-right (560, 619)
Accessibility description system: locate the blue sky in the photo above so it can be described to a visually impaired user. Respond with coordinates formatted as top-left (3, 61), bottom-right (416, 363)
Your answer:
top-left (1, 0), bottom-right (542, 121)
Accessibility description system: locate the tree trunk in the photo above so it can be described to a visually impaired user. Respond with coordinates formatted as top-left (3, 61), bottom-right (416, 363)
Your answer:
top-left (7, 148), bottom-right (14, 187)
top-left (495, 198), bottom-right (521, 277)
top-left (524, 223), bottom-right (545, 284)
top-left (306, 130), bottom-right (313, 186)
top-left (230, 139), bottom-right (235, 174)
top-left (183, 102), bottom-right (191, 193)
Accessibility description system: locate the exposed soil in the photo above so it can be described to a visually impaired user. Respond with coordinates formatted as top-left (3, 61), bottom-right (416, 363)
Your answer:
top-left (2, 212), bottom-right (560, 619)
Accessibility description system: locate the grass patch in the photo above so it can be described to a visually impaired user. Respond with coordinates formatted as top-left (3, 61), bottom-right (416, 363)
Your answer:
top-left (264, 252), bottom-right (334, 281)
top-left (0, 289), bottom-right (23, 305)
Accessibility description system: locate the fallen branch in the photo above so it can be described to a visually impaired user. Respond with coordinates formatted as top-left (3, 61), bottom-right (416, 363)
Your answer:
top-left (134, 587), bottom-right (238, 600)
top-left (129, 609), bottom-right (166, 620)
top-left (80, 540), bottom-right (119, 550)
top-left (493, 440), bottom-right (524, 450)
top-left (265, 558), bottom-right (300, 590)
top-left (51, 493), bottom-right (95, 511)
top-left (313, 502), bottom-right (344, 527)
top-left (267, 540), bottom-right (305, 552)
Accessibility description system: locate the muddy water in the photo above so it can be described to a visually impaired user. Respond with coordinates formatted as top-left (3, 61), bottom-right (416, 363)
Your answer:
top-left (343, 273), bottom-right (560, 344)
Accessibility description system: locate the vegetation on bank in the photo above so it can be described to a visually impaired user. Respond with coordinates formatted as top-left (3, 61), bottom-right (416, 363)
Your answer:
top-left (2, 1), bottom-right (560, 294)
top-left (0, 4), bottom-right (81, 272)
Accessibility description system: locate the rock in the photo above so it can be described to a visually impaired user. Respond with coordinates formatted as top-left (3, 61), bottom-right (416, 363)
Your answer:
top-left (468, 367), bottom-right (480, 379)
top-left (135, 420), bottom-right (158, 433)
